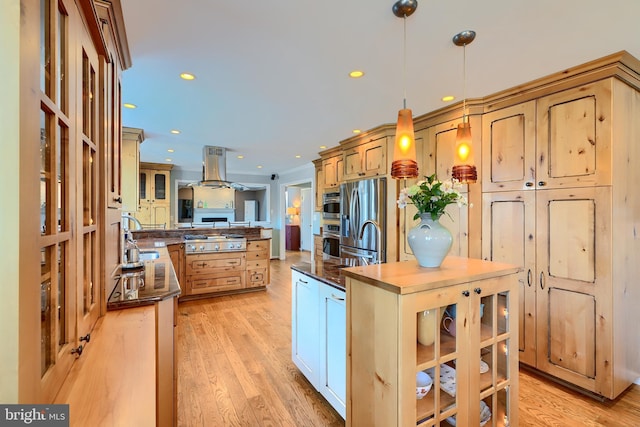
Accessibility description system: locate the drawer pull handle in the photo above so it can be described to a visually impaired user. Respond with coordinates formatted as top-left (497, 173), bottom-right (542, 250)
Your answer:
top-left (331, 294), bottom-right (345, 301)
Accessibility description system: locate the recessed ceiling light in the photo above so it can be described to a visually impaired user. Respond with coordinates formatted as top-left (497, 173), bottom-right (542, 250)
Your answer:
top-left (442, 95), bottom-right (455, 102)
top-left (237, 155), bottom-right (244, 159)
top-left (349, 70), bottom-right (365, 78)
top-left (295, 155), bottom-right (301, 159)
top-left (123, 103), bottom-right (137, 109)
top-left (180, 72), bottom-right (196, 80)
top-left (352, 129), bottom-right (362, 134)
top-left (319, 145), bottom-right (327, 149)
top-left (167, 149), bottom-right (174, 153)
top-left (256, 165), bottom-right (263, 169)
top-left (165, 158), bottom-right (172, 162)
top-left (170, 129), bottom-right (181, 134)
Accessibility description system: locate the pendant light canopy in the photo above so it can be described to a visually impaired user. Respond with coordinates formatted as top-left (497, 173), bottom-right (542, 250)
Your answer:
top-left (452, 30), bottom-right (477, 184)
top-left (391, 0), bottom-right (419, 180)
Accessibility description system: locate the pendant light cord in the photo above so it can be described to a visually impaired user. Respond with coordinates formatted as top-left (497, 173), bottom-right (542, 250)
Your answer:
top-left (403, 15), bottom-right (407, 109)
top-left (462, 42), bottom-right (467, 123)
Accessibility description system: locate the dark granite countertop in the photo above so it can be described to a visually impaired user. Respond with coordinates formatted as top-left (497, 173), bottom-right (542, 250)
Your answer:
top-left (291, 257), bottom-right (358, 291)
top-left (107, 246), bottom-right (181, 310)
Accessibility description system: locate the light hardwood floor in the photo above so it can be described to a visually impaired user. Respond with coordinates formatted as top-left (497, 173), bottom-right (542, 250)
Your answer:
top-left (176, 251), bottom-right (640, 426)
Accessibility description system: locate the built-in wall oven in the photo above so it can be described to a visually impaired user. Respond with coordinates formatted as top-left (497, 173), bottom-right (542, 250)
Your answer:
top-left (322, 192), bottom-right (340, 220)
top-left (322, 223), bottom-right (340, 259)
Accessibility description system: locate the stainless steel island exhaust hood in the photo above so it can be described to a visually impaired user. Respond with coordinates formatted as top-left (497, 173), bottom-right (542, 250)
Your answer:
top-left (196, 146), bottom-right (248, 191)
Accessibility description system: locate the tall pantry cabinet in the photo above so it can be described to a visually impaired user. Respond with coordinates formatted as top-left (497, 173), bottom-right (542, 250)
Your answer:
top-left (18, 0), bottom-right (131, 402)
top-left (480, 53), bottom-right (640, 399)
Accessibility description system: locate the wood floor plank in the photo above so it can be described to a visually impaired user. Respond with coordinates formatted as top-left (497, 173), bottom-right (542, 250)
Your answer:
top-left (176, 250), bottom-right (640, 427)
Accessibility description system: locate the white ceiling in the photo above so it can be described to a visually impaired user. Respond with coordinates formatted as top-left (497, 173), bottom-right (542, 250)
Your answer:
top-left (120, 0), bottom-right (640, 176)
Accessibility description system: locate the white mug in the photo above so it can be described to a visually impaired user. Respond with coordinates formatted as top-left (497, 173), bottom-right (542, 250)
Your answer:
top-left (442, 315), bottom-right (456, 337)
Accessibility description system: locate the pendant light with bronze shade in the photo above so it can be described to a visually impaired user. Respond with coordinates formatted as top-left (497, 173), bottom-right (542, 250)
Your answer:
top-left (391, 0), bottom-right (419, 180)
top-left (452, 30), bottom-right (477, 184)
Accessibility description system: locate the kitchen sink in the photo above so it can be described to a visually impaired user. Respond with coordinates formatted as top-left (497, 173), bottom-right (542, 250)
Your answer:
top-left (139, 250), bottom-right (160, 260)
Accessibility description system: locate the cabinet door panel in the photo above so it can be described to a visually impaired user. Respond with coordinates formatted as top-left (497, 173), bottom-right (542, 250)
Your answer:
top-left (537, 81), bottom-right (612, 188)
top-left (291, 272), bottom-right (320, 385)
top-left (548, 199), bottom-right (595, 283)
top-left (536, 186), bottom-right (611, 390)
top-left (319, 285), bottom-right (346, 418)
top-left (363, 141), bottom-right (386, 175)
top-left (482, 191), bottom-right (536, 365)
top-left (546, 288), bottom-right (596, 377)
top-left (482, 101), bottom-right (536, 192)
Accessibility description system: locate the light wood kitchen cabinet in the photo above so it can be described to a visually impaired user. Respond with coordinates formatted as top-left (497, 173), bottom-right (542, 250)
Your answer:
top-left (185, 252), bottom-right (246, 295)
top-left (246, 239), bottom-right (270, 288)
top-left (344, 258), bottom-right (519, 427)
top-left (342, 136), bottom-right (387, 181)
top-left (323, 154), bottom-right (344, 189)
top-left (314, 235), bottom-right (323, 263)
top-left (167, 243), bottom-right (184, 287)
top-left (481, 67), bottom-right (640, 399)
top-left (482, 81), bottom-right (611, 193)
top-left (121, 127), bottom-right (143, 213)
top-left (313, 158), bottom-right (324, 211)
top-left (135, 163), bottom-right (173, 229)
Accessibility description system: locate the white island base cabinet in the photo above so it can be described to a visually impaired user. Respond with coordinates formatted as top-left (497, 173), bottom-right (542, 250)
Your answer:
top-left (291, 269), bottom-right (346, 418)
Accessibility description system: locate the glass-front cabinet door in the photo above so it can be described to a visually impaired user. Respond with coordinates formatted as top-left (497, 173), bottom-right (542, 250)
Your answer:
top-left (402, 275), bottom-right (517, 427)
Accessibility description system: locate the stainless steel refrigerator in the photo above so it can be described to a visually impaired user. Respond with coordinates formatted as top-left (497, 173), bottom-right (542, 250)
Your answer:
top-left (339, 177), bottom-right (386, 265)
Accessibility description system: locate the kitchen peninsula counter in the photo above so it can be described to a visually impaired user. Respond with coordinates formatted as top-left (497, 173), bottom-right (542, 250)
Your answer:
top-left (58, 246), bottom-right (180, 426)
top-left (107, 246), bottom-right (181, 310)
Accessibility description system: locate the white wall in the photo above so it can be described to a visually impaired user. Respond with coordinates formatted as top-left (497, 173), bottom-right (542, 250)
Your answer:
top-left (0, 0), bottom-right (21, 403)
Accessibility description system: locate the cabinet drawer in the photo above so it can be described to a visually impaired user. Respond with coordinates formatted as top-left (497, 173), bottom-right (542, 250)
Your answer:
top-left (247, 240), bottom-right (269, 252)
top-left (246, 248), bottom-right (268, 260)
top-left (246, 268), bottom-right (267, 287)
top-left (187, 271), bottom-right (245, 294)
top-left (247, 259), bottom-right (269, 269)
top-left (186, 253), bottom-right (246, 274)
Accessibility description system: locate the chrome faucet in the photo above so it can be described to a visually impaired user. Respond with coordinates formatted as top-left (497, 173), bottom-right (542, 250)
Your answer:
top-left (358, 219), bottom-right (382, 264)
top-left (122, 214), bottom-right (143, 231)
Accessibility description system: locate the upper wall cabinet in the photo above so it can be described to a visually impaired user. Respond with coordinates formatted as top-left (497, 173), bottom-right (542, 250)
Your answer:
top-left (322, 154), bottom-right (343, 189)
top-left (342, 136), bottom-right (387, 181)
top-left (482, 81), bottom-right (612, 192)
top-left (121, 127), bottom-right (143, 213)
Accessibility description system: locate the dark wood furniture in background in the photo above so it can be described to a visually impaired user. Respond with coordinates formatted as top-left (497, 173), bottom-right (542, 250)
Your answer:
top-left (286, 225), bottom-right (300, 251)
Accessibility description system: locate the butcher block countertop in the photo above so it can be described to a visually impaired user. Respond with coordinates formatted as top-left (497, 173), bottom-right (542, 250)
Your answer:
top-left (54, 305), bottom-right (156, 427)
top-left (340, 256), bottom-right (520, 295)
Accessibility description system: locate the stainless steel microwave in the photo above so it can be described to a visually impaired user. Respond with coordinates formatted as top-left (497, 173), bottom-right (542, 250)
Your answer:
top-left (322, 192), bottom-right (340, 220)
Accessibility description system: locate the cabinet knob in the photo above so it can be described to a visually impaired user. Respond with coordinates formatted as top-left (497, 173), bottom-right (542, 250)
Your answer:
top-left (474, 288), bottom-right (482, 294)
top-left (114, 196), bottom-right (122, 203)
top-left (80, 333), bottom-right (91, 343)
top-left (525, 182), bottom-right (534, 187)
top-left (462, 290), bottom-right (470, 297)
top-left (538, 181), bottom-right (546, 187)
top-left (71, 345), bottom-right (83, 357)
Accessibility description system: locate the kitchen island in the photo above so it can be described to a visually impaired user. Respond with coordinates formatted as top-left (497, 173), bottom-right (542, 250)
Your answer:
top-left (131, 226), bottom-right (272, 300)
top-left (342, 257), bottom-right (519, 427)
